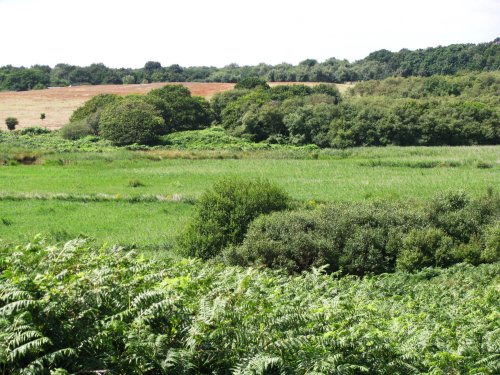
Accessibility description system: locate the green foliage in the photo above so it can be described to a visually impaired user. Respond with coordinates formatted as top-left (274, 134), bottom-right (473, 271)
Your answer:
top-left (234, 77), bottom-right (270, 90)
top-left (397, 228), bottom-right (454, 271)
top-left (59, 120), bottom-right (93, 140)
top-left (0, 238), bottom-right (498, 373)
top-left (18, 127), bottom-right (51, 136)
top-left (69, 93), bottom-right (122, 123)
top-left (226, 191), bottom-right (499, 274)
top-left (147, 84), bottom-right (213, 132)
top-left (0, 41), bottom-right (498, 92)
top-left (121, 74), bottom-right (135, 84)
top-left (5, 117), bottom-right (18, 131)
top-left (161, 126), bottom-right (276, 150)
top-left (178, 177), bottom-right (290, 259)
top-left (99, 97), bottom-right (165, 145)
top-left (5, 117), bottom-right (19, 131)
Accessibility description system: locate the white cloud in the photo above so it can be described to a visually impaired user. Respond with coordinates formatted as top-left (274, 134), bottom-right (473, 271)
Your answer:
top-left (0, 0), bottom-right (498, 68)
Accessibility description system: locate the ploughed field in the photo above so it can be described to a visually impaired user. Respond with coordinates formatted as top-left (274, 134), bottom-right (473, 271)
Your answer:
top-left (0, 82), bottom-right (353, 130)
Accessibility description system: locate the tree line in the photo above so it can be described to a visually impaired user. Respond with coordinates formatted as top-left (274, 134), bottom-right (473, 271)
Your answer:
top-left (0, 40), bottom-right (499, 91)
top-left (57, 71), bottom-right (499, 147)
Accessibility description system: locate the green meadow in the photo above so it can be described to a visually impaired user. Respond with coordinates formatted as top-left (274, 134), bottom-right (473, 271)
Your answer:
top-left (1, 145), bottom-right (498, 251)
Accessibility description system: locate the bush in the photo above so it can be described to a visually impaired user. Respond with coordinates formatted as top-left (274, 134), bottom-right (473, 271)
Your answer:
top-left (147, 84), bottom-right (212, 132)
top-left (234, 77), bottom-right (270, 90)
top-left (5, 117), bottom-right (18, 131)
top-left (397, 228), bottom-right (454, 271)
top-left (70, 94), bottom-right (122, 123)
top-left (222, 210), bottom-right (333, 273)
top-left (225, 191), bottom-right (499, 275)
top-left (19, 126), bottom-right (51, 135)
top-left (178, 178), bottom-right (290, 260)
top-left (60, 119), bottom-right (93, 140)
top-left (99, 97), bottom-right (165, 145)
top-left (122, 75), bottom-right (135, 84)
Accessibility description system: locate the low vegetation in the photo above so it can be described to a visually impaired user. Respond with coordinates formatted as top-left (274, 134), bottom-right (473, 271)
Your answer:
top-left (222, 190), bottom-right (499, 274)
top-left (0, 50), bottom-right (499, 372)
top-left (0, 239), bottom-right (498, 373)
top-left (178, 178), bottom-right (290, 259)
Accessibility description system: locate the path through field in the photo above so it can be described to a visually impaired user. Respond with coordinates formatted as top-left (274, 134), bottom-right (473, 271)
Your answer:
top-left (0, 82), bottom-right (353, 130)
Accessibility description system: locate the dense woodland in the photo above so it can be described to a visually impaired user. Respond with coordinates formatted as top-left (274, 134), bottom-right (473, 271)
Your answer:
top-left (0, 40), bottom-right (499, 91)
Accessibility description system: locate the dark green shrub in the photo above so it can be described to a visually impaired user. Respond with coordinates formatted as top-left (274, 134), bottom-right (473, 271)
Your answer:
top-left (234, 77), bottom-right (270, 90)
top-left (147, 84), bottom-right (212, 132)
top-left (226, 191), bottom-right (499, 275)
top-left (210, 89), bottom-right (249, 123)
top-left (222, 210), bottom-right (333, 273)
top-left (60, 119), bottom-right (93, 140)
top-left (19, 126), bottom-right (51, 135)
top-left (122, 75), bottom-right (135, 84)
top-left (70, 94), bottom-right (122, 123)
top-left (482, 223), bottom-right (500, 262)
top-left (397, 228), bottom-right (454, 271)
top-left (99, 97), bottom-right (165, 145)
top-left (311, 83), bottom-right (342, 103)
top-left (5, 117), bottom-right (18, 131)
top-left (178, 178), bottom-right (290, 260)
top-left (428, 190), bottom-right (499, 243)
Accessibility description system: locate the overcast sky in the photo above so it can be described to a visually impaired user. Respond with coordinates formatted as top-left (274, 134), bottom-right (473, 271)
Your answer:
top-left (0, 0), bottom-right (498, 68)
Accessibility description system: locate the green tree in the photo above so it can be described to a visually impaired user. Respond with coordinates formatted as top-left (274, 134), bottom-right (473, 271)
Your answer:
top-left (5, 117), bottom-right (18, 131)
top-left (99, 97), bottom-right (164, 145)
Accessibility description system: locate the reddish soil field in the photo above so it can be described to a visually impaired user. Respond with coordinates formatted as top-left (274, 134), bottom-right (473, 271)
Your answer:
top-left (0, 82), bottom-right (351, 130)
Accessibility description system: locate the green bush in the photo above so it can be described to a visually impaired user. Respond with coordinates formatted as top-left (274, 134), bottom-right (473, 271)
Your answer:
top-left (234, 77), bottom-right (270, 90)
top-left (99, 97), bottom-right (165, 145)
top-left (178, 178), bottom-right (290, 259)
top-left (19, 126), bottom-right (51, 135)
top-left (122, 75), bottom-right (135, 84)
top-left (226, 191), bottom-right (499, 275)
top-left (59, 119), bottom-right (93, 140)
top-left (5, 117), bottom-right (18, 131)
top-left (397, 228), bottom-right (454, 271)
top-left (222, 210), bottom-right (334, 273)
top-left (69, 93), bottom-right (122, 123)
top-left (147, 84), bottom-right (212, 132)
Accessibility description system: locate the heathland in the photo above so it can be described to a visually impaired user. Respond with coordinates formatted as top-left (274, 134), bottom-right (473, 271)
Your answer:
top-left (0, 47), bottom-right (499, 372)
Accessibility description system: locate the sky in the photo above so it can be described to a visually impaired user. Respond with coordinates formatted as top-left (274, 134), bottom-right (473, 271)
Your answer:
top-left (0, 0), bottom-right (498, 68)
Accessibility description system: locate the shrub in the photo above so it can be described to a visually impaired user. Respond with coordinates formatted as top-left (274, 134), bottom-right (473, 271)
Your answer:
top-left (178, 178), bottom-right (290, 260)
top-left (222, 210), bottom-right (334, 273)
top-left (19, 126), bottom-right (51, 135)
top-left (225, 191), bottom-right (499, 275)
top-left (60, 119), bottom-right (93, 140)
top-left (99, 97), bottom-right (165, 145)
top-left (397, 228), bottom-right (454, 271)
top-left (482, 223), bottom-right (500, 262)
top-left (122, 75), bottom-right (136, 84)
top-left (5, 117), bottom-right (18, 131)
top-left (147, 84), bottom-right (212, 132)
top-left (70, 94), bottom-right (122, 123)
top-left (234, 77), bottom-right (270, 90)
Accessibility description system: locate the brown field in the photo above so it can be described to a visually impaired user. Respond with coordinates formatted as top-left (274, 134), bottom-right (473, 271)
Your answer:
top-left (0, 82), bottom-right (353, 130)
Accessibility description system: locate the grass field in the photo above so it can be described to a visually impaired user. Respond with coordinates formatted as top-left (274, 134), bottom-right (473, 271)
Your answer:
top-left (0, 145), bottom-right (498, 252)
top-left (0, 82), bottom-right (354, 130)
